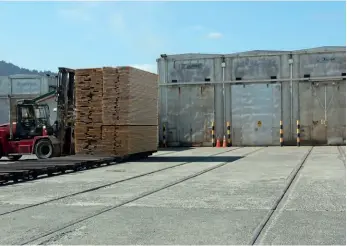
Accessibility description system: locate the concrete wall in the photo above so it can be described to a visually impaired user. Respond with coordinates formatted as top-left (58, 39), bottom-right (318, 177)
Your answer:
top-left (0, 74), bottom-right (57, 95)
top-left (157, 46), bottom-right (346, 146)
top-left (0, 75), bottom-right (57, 124)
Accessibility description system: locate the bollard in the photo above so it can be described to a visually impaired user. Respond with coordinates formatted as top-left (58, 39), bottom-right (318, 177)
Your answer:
top-left (227, 121), bottom-right (231, 147)
top-left (211, 121), bottom-right (215, 147)
top-left (297, 120), bottom-right (300, 147)
top-left (280, 120), bottom-right (284, 147)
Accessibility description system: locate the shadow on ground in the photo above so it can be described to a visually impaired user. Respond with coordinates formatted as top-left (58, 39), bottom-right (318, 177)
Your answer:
top-left (157, 147), bottom-right (194, 152)
top-left (138, 156), bottom-right (244, 163)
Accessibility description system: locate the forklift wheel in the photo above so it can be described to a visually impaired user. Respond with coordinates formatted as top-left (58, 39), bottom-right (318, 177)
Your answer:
top-left (8, 155), bottom-right (22, 161)
top-left (35, 139), bottom-right (54, 159)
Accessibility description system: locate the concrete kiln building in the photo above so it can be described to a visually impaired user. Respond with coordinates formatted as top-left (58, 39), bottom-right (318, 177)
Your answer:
top-left (157, 46), bottom-right (346, 146)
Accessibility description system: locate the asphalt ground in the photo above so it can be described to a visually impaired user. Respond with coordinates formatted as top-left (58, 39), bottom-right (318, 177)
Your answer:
top-left (0, 146), bottom-right (345, 245)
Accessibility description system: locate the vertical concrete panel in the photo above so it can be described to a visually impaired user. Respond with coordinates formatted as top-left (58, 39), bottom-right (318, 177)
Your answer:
top-left (214, 58), bottom-right (224, 141)
top-left (279, 55), bottom-right (292, 143)
top-left (281, 81), bottom-right (291, 142)
top-left (167, 58), bottom-right (216, 82)
top-left (0, 75), bottom-right (54, 96)
top-left (292, 53), bottom-right (301, 144)
top-left (0, 76), bottom-right (10, 95)
top-left (299, 53), bottom-right (346, 77)
top-left (231, 85), bottom-right (242, 145)
top-left (158, 59), bottom-right (167, 145)
top-left (271, 83), bottom-right (282, 145)
top-left (0, 98), bottom-right (10, 124)
top-left (214, 84), bottom-right (224, 140)
top-left (11, 78), bottom-right (42, 95)
top-left (231, 56), bottom-right (281, 80)
top-left (224, 59), bottom-right (232, 135)
top-left (224, 83), bottom-right (232, 130)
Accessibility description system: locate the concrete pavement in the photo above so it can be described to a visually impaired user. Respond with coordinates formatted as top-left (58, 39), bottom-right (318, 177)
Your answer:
top-left (255, 146), bottom-right (346, 245)
top-left (0, 146), bottom-right (345, 245)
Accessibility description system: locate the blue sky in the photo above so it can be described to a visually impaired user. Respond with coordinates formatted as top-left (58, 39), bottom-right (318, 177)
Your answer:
top-left (0, 1), bottom-right (345, 73)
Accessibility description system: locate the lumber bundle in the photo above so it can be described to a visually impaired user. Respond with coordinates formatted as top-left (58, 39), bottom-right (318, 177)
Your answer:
top-left (74, 66), bottom-right (158, 156)
top-left (74, 68), bottom-right (104, 154)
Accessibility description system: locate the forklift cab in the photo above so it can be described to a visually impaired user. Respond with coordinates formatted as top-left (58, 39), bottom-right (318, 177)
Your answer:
top-left (14, 100), bottom-right (53, 140)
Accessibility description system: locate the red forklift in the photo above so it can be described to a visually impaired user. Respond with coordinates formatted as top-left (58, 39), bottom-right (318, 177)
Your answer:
top-left (0, 67), bottom-right (76, 160)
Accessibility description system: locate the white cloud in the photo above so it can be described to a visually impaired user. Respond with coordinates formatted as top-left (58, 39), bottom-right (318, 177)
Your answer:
top-left (207, 32), bottom-right (223, 39)
top-left (130, 64), bottom-right (157, 74)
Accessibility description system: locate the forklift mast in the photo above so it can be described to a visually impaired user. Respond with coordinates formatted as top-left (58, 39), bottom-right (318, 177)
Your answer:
top-left (56, 67), bottom-right (75, 156)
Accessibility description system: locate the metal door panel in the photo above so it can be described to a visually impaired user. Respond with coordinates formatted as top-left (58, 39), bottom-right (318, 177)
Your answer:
top-left (231, 83), bottom-right (281, 146)
top-left (299, 82), bottom-right (314, 143)
top-left (179, 86), bottom-right (192, 144)
top-left (178, 85), bottom-right (215, 146)
top-left (242, 84), bottom-right (273, 146)
top-left (166, 87), bottom-right (179, 143)
top-left (299, 81), bottom-right (346, 144)
top-left (326, 82), bottom-right (346, 141)
top-left (311, 83), bottom-right (327, 143)
top-left (190, 85), bottom-right (214, 145)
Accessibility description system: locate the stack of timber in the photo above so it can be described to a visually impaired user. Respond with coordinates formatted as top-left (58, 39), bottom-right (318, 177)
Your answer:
top-left (75, 68), bottom-right (103, 154)
top-left (75, 66), bottom-right (158, 156)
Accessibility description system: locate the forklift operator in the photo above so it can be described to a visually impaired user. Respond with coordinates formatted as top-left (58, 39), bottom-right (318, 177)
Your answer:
top-left (21, 108), bottom-right (35, 128)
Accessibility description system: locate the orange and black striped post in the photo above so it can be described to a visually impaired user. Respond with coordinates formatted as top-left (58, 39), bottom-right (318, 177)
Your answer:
top-left (211, 121), bottom-right (215, 147)
top-left (280, 120), bottom-right (284, 147)
top-left (162, 123), bottom-right (167, 148)
top-left (226, 121), bottom-right (231, 146)
top-left (297, 120), bottom-right (300, 147)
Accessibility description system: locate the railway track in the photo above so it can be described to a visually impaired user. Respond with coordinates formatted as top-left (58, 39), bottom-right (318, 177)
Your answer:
top-left (0, 150), bottom-right (176, 185)
top-left (0, 148), bottom-right (200, 185)
top-left (3, 147), bottom-right (263, 245)
top-left (0, 147), bottom-right (245, 216)
top-left (249, 146), bottom-right (314, 245)
top-left (0, 147), bottom-right (323, 245)
top-left (337, 146), bottom-right (346, 167)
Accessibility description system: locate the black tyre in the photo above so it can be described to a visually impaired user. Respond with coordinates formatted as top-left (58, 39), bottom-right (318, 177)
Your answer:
top-left (8, 155), bottom-right (22, 161)
top-left (35, 139), bottom-right (53, 159)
